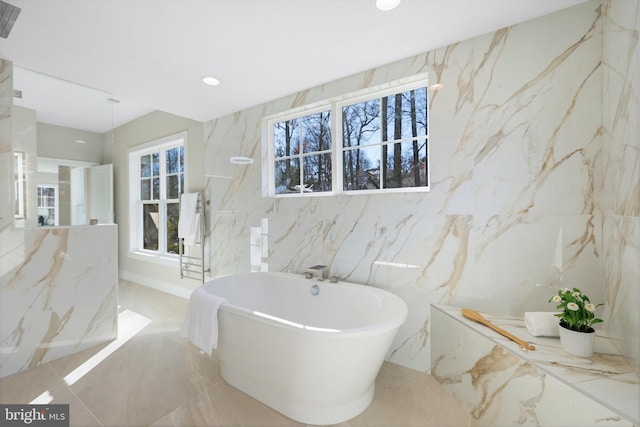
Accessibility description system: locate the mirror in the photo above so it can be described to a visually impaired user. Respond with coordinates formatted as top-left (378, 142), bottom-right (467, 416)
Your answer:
top-left (12, 65), bottom-right (115, 228)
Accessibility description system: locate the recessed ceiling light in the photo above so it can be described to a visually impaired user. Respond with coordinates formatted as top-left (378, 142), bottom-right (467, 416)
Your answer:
top-left (75, 139), bottom-right (87, 144)
top-left (202, 76), bottom-right (221, 86)
top-left (376, 0), bottom-right (401, 11)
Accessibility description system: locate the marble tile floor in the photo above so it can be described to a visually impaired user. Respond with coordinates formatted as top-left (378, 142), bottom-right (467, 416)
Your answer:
top-left (0, 280), bottom-right (477, 427)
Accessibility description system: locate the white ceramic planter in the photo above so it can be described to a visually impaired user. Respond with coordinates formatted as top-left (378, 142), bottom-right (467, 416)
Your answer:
top-left (558, 324), bottom-right (595, 357)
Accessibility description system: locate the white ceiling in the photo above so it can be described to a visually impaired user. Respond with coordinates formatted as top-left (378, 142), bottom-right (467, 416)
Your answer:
top-left (2, 0), bottom-right (587, 133)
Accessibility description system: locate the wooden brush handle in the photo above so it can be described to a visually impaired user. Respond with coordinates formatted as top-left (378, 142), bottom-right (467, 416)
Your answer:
top-left (462, 308), bottom-right (535, 350)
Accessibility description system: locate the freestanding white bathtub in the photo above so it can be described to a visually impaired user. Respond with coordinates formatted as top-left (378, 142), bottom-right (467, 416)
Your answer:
top-left (201, 272), bottom-right (408, 425)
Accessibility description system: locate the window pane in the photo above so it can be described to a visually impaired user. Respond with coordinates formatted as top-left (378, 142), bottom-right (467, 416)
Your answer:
top-left (302, 111), bottom-right (331, 153)
top-left (384, 141), bottom-right (428, 188)
top-left (141, 179), bottom-right (150, 201)
top-left (303, 153), bottom-right (332, 193)
top-left (343, 146), bottom-right (380, 191)
top-left (385, 142), bottom-right (400, 188)
top-left (382, 89), bottom-right (428, 142)
top-left (275, 158), bottom-right (300, 194)
top-left (152, 152), bottom-right (160, 176)
top-left (274, 119), bottom-right (299, 158)
top-left (408, 87), bottom-right (428, 137)
top-left (45, 208), bottom-right (55, 225)
top-left (143, 203), bottom-right (159, 251)
top-left (180, 174), bottom-right (184, 195)
top-left (153, 177), bottom-right (160, 199)
top-left (383, 93), bottom-right (403, 142)
top-left (166, 202), bottom-right (180, 254)
top-left (141, 155), bottom-right (151, 178)
top-left (408, 138), bottom-right (428, 187)
top-left (166, 147), bottom-right (181, 174)
top-left (167, 175), bottom-right (179, 199)
top-left (342, 99), bottom-right (380, 148)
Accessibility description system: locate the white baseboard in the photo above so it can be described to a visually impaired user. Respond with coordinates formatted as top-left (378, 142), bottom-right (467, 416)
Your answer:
top-left (118, 270), bottom-right (194, 299)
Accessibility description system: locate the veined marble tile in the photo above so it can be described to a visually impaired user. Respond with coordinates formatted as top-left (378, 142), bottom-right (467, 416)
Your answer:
top-left (1, 60), bottom-right (14, 235)
top-left (432, 305), bottom-right (639, 426)
top-left (431, 305), bottom-right (464, 383)
top-left (601, 0), bottom-right (640, 378)
top-left (0, 60), bottom-right (11, 156)
top-left (602, 0), bottom-right (639, 217)
top-left (460, 214), bottom-right (603, 316)
top-left (0, 152), bottom-right (15, 235)
top-left (603, 216), bottom-right (640, 377)
top-left (202, 0), bottom-right (638, 374)
top-left (0, 225), bottom-right (118, 378)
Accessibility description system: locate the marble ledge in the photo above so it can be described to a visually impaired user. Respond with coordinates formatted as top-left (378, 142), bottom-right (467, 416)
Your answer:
top-left (433, 305), bottom-right (640, 426)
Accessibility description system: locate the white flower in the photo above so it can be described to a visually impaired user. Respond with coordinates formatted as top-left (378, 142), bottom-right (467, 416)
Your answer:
top-left (572, 291), bottom-right (581, 297)
top-left (552, 295), bottom-right (562, 303)
top-left (585, 303), bottom-right (596, 312)
top-left (567, 302), bottom-right (579, 311)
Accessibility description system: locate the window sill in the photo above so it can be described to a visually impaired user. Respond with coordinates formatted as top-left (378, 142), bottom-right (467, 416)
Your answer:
top-left (270, 185), bottom-right (431, 198)
top-left (128, 251), bottom-right (179, 267)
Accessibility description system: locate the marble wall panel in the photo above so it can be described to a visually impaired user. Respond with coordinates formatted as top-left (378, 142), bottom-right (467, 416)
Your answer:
top-left (601, 0), bottom-right (640, 375)
top-left (459, 214), bottom-right (602, 315)
top-left (203, 1), bottom-right (637, 373)
top-left (1, 60), bottom-right (13, 228)
top-left (0, 60), bottom-right (119, 379)
top-left (0, 225), bottom-right (118, 378)
top-left (602, 0), bottom-right (639, 217)
top-left (431, 306), bottom-right (637, 426)
top-left (603, 216), bottom-right (640, 374)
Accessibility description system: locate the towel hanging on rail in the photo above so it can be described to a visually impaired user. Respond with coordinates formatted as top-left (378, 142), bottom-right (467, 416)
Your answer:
top-left (179, 193), bottom-right (200, 246)
top-left (181, 287), bottom-right (226, 354)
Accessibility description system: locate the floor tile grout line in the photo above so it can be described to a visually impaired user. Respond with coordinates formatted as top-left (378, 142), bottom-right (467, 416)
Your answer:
top-left (70, 393), bottom-right (105, 427)
top-left (45, 362), bottom-right (104, 426)
top-left (44, 362), bottom-right (64, 383)
top-left (148, 373), bottom-right (228, 426)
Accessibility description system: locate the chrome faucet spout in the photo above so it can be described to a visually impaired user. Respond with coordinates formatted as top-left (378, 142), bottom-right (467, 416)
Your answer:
top-left (305, 265), bottom-right (328, 281)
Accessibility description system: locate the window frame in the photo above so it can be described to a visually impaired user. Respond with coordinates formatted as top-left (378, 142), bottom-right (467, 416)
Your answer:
top-left (264, 73), bottom-right (430, 198)
top-left (36, 184), bottom-right (58, 226)
top-left (128, 132), bottom-right (186, 262)
top-left (268, 104), bottom-right (335, 197)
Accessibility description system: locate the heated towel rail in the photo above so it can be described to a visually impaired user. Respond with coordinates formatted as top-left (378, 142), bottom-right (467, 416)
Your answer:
top-left (178, 191), bottom-right (210, 283)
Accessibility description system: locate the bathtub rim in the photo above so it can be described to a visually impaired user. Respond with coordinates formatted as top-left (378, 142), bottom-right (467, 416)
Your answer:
top-left (205, 271), bottom-right (408, 338)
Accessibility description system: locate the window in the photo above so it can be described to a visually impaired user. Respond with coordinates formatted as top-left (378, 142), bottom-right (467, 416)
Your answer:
top-left (340, 86), bottom-right (428, 191)
top-left (37, 185), bottom-right (57, 226)
top-left (273, 110), bottom-right (332, 194)
top-left (265, 75), bottom-right (429, 196)
top-left (129, 133), bottom-right (185, 259)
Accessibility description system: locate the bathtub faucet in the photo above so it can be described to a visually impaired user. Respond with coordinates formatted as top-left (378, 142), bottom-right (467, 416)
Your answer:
top-left (304, 265), bottom-right (328, 281)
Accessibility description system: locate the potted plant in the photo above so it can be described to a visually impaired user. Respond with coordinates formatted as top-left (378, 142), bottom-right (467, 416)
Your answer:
top-left (549, 287), bottom-right (603, 357)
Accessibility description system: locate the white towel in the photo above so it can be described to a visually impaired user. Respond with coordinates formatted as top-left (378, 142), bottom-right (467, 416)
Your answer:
top-left (179, 193), bottom-right (200, 246)
top-left (181, 287), bottom-right (226, 355)
top-left (524, 312), bottom-right (560, 337)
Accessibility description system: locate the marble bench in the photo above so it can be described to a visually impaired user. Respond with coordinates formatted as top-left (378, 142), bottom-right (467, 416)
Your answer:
top-left (430, 305), bottom-right (639, 427)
